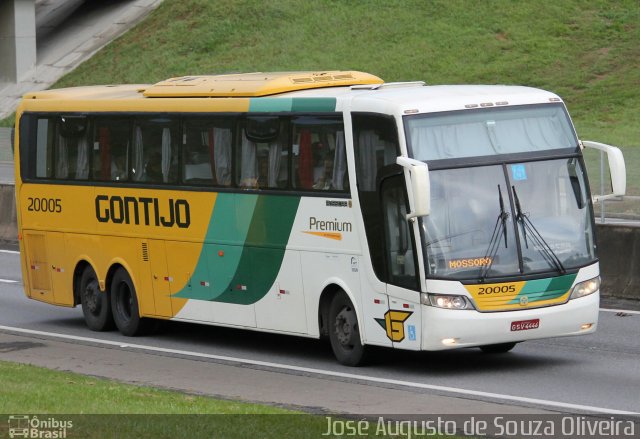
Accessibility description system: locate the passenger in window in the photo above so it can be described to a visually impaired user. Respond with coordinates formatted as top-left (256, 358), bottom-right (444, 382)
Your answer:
top-left (145, 152), bottom-right (163, 182)
top-left (313, 151), bottom-right (335, 190)
top-left (110, 145), bottom-right (128, 181)
top-left (184, 144), bottom-right (214, 183)
top-left (257, 150), bottom-right (269, 188)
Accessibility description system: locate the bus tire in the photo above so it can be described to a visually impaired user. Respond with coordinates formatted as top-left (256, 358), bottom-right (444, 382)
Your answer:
top-left (110, 267), bottom-right (151, 336)
top-left (480, 342), bottom-right (517, 354)
top-left (328, 292), bottom-right (367, 366)
top-left (79, 266), bottom-right (114, 331)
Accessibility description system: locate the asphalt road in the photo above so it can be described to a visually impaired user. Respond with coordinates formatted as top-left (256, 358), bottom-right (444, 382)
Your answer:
top-left (0, 249), bottom-right (639, 416)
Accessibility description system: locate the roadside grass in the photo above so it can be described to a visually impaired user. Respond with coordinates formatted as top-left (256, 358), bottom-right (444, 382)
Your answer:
top-left (0, 360), bottom-right (459, 438)
top-left (0, 360), bottom-right (292, 414)
top-left (0, 360), bottom-right (323, 438)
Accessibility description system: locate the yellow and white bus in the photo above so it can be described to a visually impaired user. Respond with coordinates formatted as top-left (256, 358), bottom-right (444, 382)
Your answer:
top-left (14, 71), bottom-right (626, 365)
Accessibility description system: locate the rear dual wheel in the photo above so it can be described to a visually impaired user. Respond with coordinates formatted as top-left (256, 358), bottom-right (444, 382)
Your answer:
top-left (80, 266), bottom-right (114, 331)
top-left (80, 266), bottom-right (156, 336)
top-left (110, 267), bottom-right (154, 336)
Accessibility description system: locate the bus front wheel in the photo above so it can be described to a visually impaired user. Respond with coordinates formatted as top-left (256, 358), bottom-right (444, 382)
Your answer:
top-left (328, 292), bottom-right (367, 366)
top-left (110, 268), bottom-right (151, 336)
top-left (79, 266), bottom-right (114, 331)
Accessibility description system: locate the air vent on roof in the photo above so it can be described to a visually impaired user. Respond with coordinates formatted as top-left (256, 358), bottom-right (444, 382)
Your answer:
top-left (291, 73), bottom-right (357, 84)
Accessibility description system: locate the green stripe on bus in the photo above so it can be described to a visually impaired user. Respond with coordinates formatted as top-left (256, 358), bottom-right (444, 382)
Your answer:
top-left (172, 193), bottom-right (258, 301)
top-left (249, 97), bottom-right (336, 112)
top-left (291, 98), bottom-right (337, 112)
top-left (509, 273), bottom-right (577, 304)
top-left (249, 98), bottom-right (293, 112)
top-left (215, 195), bottom-right (300, 304)
top-left (173, 193), bottom-right (300, 304)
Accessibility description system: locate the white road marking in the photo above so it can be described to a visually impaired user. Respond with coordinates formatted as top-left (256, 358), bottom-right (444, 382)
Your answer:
top-left (0, 279), bottom-right (18, 283)
top-left (600, 308), bottom-right (640, 315)
top-left (0, 325), bottom-right (637, 416)
top-left (0, 249), bottom-right (20, 255)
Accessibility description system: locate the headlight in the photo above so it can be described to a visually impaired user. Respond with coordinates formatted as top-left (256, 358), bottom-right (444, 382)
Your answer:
top-left (569, 276), bottom-right (600, 300)
top-left (421, 293), bottom-right (475, 310)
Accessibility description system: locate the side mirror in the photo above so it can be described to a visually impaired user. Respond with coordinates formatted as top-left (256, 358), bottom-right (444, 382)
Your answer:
top-left (581, 140), bottom-right (626, 202)
top-left (396, 156), bottom-right (430, 219)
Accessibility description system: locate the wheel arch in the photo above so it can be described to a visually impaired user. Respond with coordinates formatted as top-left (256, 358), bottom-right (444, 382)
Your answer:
top-left (104, 257), bottom-right (138, 295)
top-left (72, 259), bottom-right (97, 306)
top-left (317, 279), bottom-right (364, 343)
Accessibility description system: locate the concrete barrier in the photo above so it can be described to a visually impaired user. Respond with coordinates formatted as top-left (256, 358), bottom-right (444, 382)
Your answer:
top-left (0, 189), bottom-right (637, 301)
top-left (596, 223), bottom-right (640, 300)
top-left (0, 183), bottom-right (17, 247)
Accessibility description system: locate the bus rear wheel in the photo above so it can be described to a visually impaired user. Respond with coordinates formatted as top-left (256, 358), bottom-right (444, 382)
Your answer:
top-left (480, 342), bottom-right (517, 354)
top-left (110, 268), bottom-right (152, 336)
top-left (328, 292), bottom-right (367, 366)
top-left (79, 266), bottom-right (114, 331)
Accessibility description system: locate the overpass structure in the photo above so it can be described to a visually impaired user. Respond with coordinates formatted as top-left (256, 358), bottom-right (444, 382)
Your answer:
top-left (0, 0), bottom-right (37, 86)
top-left (0, 0), bottom-right (162, 120)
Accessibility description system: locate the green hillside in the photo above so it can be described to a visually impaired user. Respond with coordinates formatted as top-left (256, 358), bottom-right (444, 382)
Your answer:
top-left (5, 0), bottom-right (638, 195)
top-left (53, 0), bottom-right (639, 149)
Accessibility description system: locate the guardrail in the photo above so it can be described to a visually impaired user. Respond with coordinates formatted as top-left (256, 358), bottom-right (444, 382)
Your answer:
top-left (0, 127), bottom-right (13, 162)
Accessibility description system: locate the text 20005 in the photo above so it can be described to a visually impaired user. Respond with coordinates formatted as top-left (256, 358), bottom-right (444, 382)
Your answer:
top-left (478, 285), bottom-right (516, 295)
top-left (27, 197), bottom-right (62, 213)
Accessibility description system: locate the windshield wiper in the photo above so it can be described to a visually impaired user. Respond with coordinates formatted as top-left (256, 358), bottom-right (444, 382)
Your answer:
top-left (479, 185), bottom-right (509, 280)
top-left (512, 185), bottom-right (566, 274)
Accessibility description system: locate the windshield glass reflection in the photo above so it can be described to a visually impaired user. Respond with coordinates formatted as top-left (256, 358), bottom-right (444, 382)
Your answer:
top-left (421, 159), bottom-right (596, 280)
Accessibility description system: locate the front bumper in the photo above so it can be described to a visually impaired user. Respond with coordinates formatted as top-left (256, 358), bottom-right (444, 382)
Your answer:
top-left (421, 291), bottom-right (599, 350)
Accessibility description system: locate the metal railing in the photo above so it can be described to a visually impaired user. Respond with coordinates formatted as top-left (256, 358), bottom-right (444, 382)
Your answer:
top-left (0, 127), bottom-right (12, 162)
top-left (594, 148), bottom-right (640, 224)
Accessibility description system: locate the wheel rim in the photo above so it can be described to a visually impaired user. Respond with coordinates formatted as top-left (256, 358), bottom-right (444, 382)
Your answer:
top-left (83, 279), bottom-right (101, 315)
top-left (116, 281), bottom-right (133, 321)
top-left (334, 306), bottom-right (357, 349)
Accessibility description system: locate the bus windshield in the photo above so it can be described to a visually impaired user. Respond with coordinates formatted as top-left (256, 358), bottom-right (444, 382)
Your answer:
top-left (418, 158), bottom-right (596, 280)
top-left (406, 104), bottom-right (577, 161)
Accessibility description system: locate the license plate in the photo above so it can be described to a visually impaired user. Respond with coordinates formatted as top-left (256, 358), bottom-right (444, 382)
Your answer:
top-left (511, 319), bottom-right (540, 331)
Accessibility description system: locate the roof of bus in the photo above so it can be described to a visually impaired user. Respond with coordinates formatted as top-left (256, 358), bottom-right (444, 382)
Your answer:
top-left (282, 83), bottom-right (564, 114)
top-left (19, 71), bottom-right (564, 115)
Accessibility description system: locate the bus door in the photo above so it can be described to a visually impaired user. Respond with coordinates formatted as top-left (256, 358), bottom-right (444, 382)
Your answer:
top-left (380, 174), bottom-right (422, 350)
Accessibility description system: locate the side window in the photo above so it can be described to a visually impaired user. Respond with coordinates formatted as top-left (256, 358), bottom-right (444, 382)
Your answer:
top-left (352, 113), bottom-right (401, 281)
top-left (291, 116), bottom-right (347, 191)
top-left (236, 117), bottom-right (287, 189)
top-left (92, 118), bottom-right (131, 182)
top-left (48, 116), bottom-right (90, 180)
top-left (183, 118), bottom-right (233, 186)
top-left (132, 118), bottom-right (180, 184)
top-left (34, 118), bottom-right (54, 178)
top-left (382, 177), bottom-right (418, 289)
top-left (352, 114), bottom-right (399, 191)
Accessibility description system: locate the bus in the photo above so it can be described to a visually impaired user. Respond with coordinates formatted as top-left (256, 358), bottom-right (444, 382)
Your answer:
top-left (14, 71), bottom-right (626, 366)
